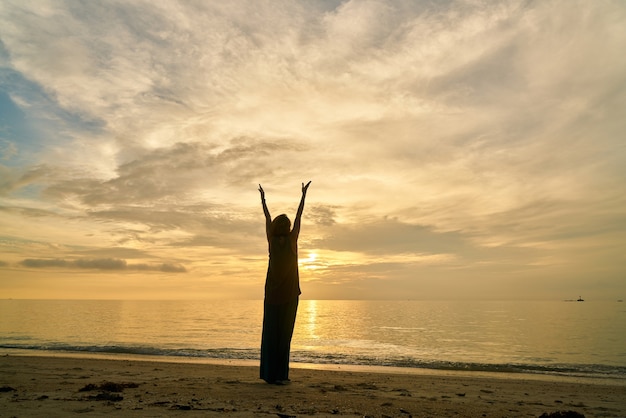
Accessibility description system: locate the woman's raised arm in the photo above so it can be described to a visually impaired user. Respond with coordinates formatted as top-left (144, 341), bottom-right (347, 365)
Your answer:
top-left (259, 184), bottom-right (272, 240)
top-left (291, 181), bottom-right (311, 239)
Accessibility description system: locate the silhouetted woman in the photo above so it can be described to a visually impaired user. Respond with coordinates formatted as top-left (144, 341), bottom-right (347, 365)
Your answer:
top-left (258, 181), bottom-right (311, 384)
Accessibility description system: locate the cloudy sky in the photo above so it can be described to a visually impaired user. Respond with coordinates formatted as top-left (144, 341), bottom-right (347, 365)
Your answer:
top-left (1, 0), bottom-right (625, 300)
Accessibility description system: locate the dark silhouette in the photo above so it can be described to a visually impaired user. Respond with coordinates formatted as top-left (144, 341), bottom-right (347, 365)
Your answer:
top-left (258, 181), bottom-right (311, 385)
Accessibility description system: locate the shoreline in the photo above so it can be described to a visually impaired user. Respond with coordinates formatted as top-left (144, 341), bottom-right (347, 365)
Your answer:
top-left (2, 348), bottom-right (625, 386)
top-left (2, 354), bottom-right (625, 417)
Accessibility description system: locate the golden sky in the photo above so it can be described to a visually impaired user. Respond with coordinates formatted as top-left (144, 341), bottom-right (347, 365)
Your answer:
top-left (1, 1), bottom-right (625, 300)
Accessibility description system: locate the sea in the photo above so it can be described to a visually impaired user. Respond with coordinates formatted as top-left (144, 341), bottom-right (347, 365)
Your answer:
top-left (1, 299), bottom-right (625, 382)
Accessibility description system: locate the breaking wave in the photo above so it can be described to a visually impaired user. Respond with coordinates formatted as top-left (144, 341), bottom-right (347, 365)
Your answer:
top-left (2, 342), bottom-right (624, 381)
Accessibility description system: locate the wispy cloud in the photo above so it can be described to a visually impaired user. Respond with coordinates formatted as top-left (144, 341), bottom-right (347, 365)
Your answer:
top-left (20, 257), bottom-right (186, 273)
top-left (0, 0), bottom-right (625, 299)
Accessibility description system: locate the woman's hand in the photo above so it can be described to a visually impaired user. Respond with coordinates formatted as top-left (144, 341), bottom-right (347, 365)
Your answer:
top-left (258, 184), bottom-right (265, 199)
top-left (302, 181), bottom-right (311, 194)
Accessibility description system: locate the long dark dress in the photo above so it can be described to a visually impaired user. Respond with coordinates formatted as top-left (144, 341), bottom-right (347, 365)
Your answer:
top-left (260, 234), bottom-right (301, 383)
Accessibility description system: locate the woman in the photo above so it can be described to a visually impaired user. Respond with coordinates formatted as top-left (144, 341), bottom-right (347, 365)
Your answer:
top-left (258, 181), bottom-right (311, 384)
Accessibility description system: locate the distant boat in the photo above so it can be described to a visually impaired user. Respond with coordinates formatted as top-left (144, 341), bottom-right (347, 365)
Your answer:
top-left (577, 296), bottom-right (584, 302)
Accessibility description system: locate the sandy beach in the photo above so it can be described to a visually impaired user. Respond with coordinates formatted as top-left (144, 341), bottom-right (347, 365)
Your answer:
top-left (1, 354), bottom-right (624, 418)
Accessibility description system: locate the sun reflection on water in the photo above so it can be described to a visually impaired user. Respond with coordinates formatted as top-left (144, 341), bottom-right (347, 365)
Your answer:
top-left (302, 299), bottom-right (320, 341)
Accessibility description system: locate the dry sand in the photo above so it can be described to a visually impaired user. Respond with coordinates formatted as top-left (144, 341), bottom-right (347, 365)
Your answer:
top-left (1, 354), bottom-right (625, 417)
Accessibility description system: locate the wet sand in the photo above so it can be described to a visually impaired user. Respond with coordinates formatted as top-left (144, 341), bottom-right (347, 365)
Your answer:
top-left (1, 354), bottom-right (625, 417)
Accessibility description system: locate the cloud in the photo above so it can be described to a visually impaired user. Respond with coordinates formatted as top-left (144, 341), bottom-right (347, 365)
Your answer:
top-left (308, 204), bottom-right (338, 227)
top-left (0, 204), bottom-right (56, 218)
top-left (42, 137), bottom-right (309, 208)
top-left (314, 217), bottom-right (469, 255)
top-left (1, 1), bottom-right (625, 299)
top-left (20, 257), bottom-right (186, 273)
top-left (0, 139), bottom-right (18, 161)
top-left (20, 258), bottom-right (72, 268)
top-left (156, 263), bottom-right (187, 273)
top-left (0, 165), bottom-right (51, 196)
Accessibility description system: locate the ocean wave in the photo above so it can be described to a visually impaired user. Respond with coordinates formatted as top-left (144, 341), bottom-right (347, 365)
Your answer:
top-left (2, 342), bottom-right (625, 381)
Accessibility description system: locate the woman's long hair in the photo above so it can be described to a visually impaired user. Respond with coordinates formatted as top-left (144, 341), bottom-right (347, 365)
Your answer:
top-left (271, 214), bottom-right (291, 236)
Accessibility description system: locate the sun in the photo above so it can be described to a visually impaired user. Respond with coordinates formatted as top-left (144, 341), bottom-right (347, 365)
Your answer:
top-left (301, 252), bottom-right (319, 270)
